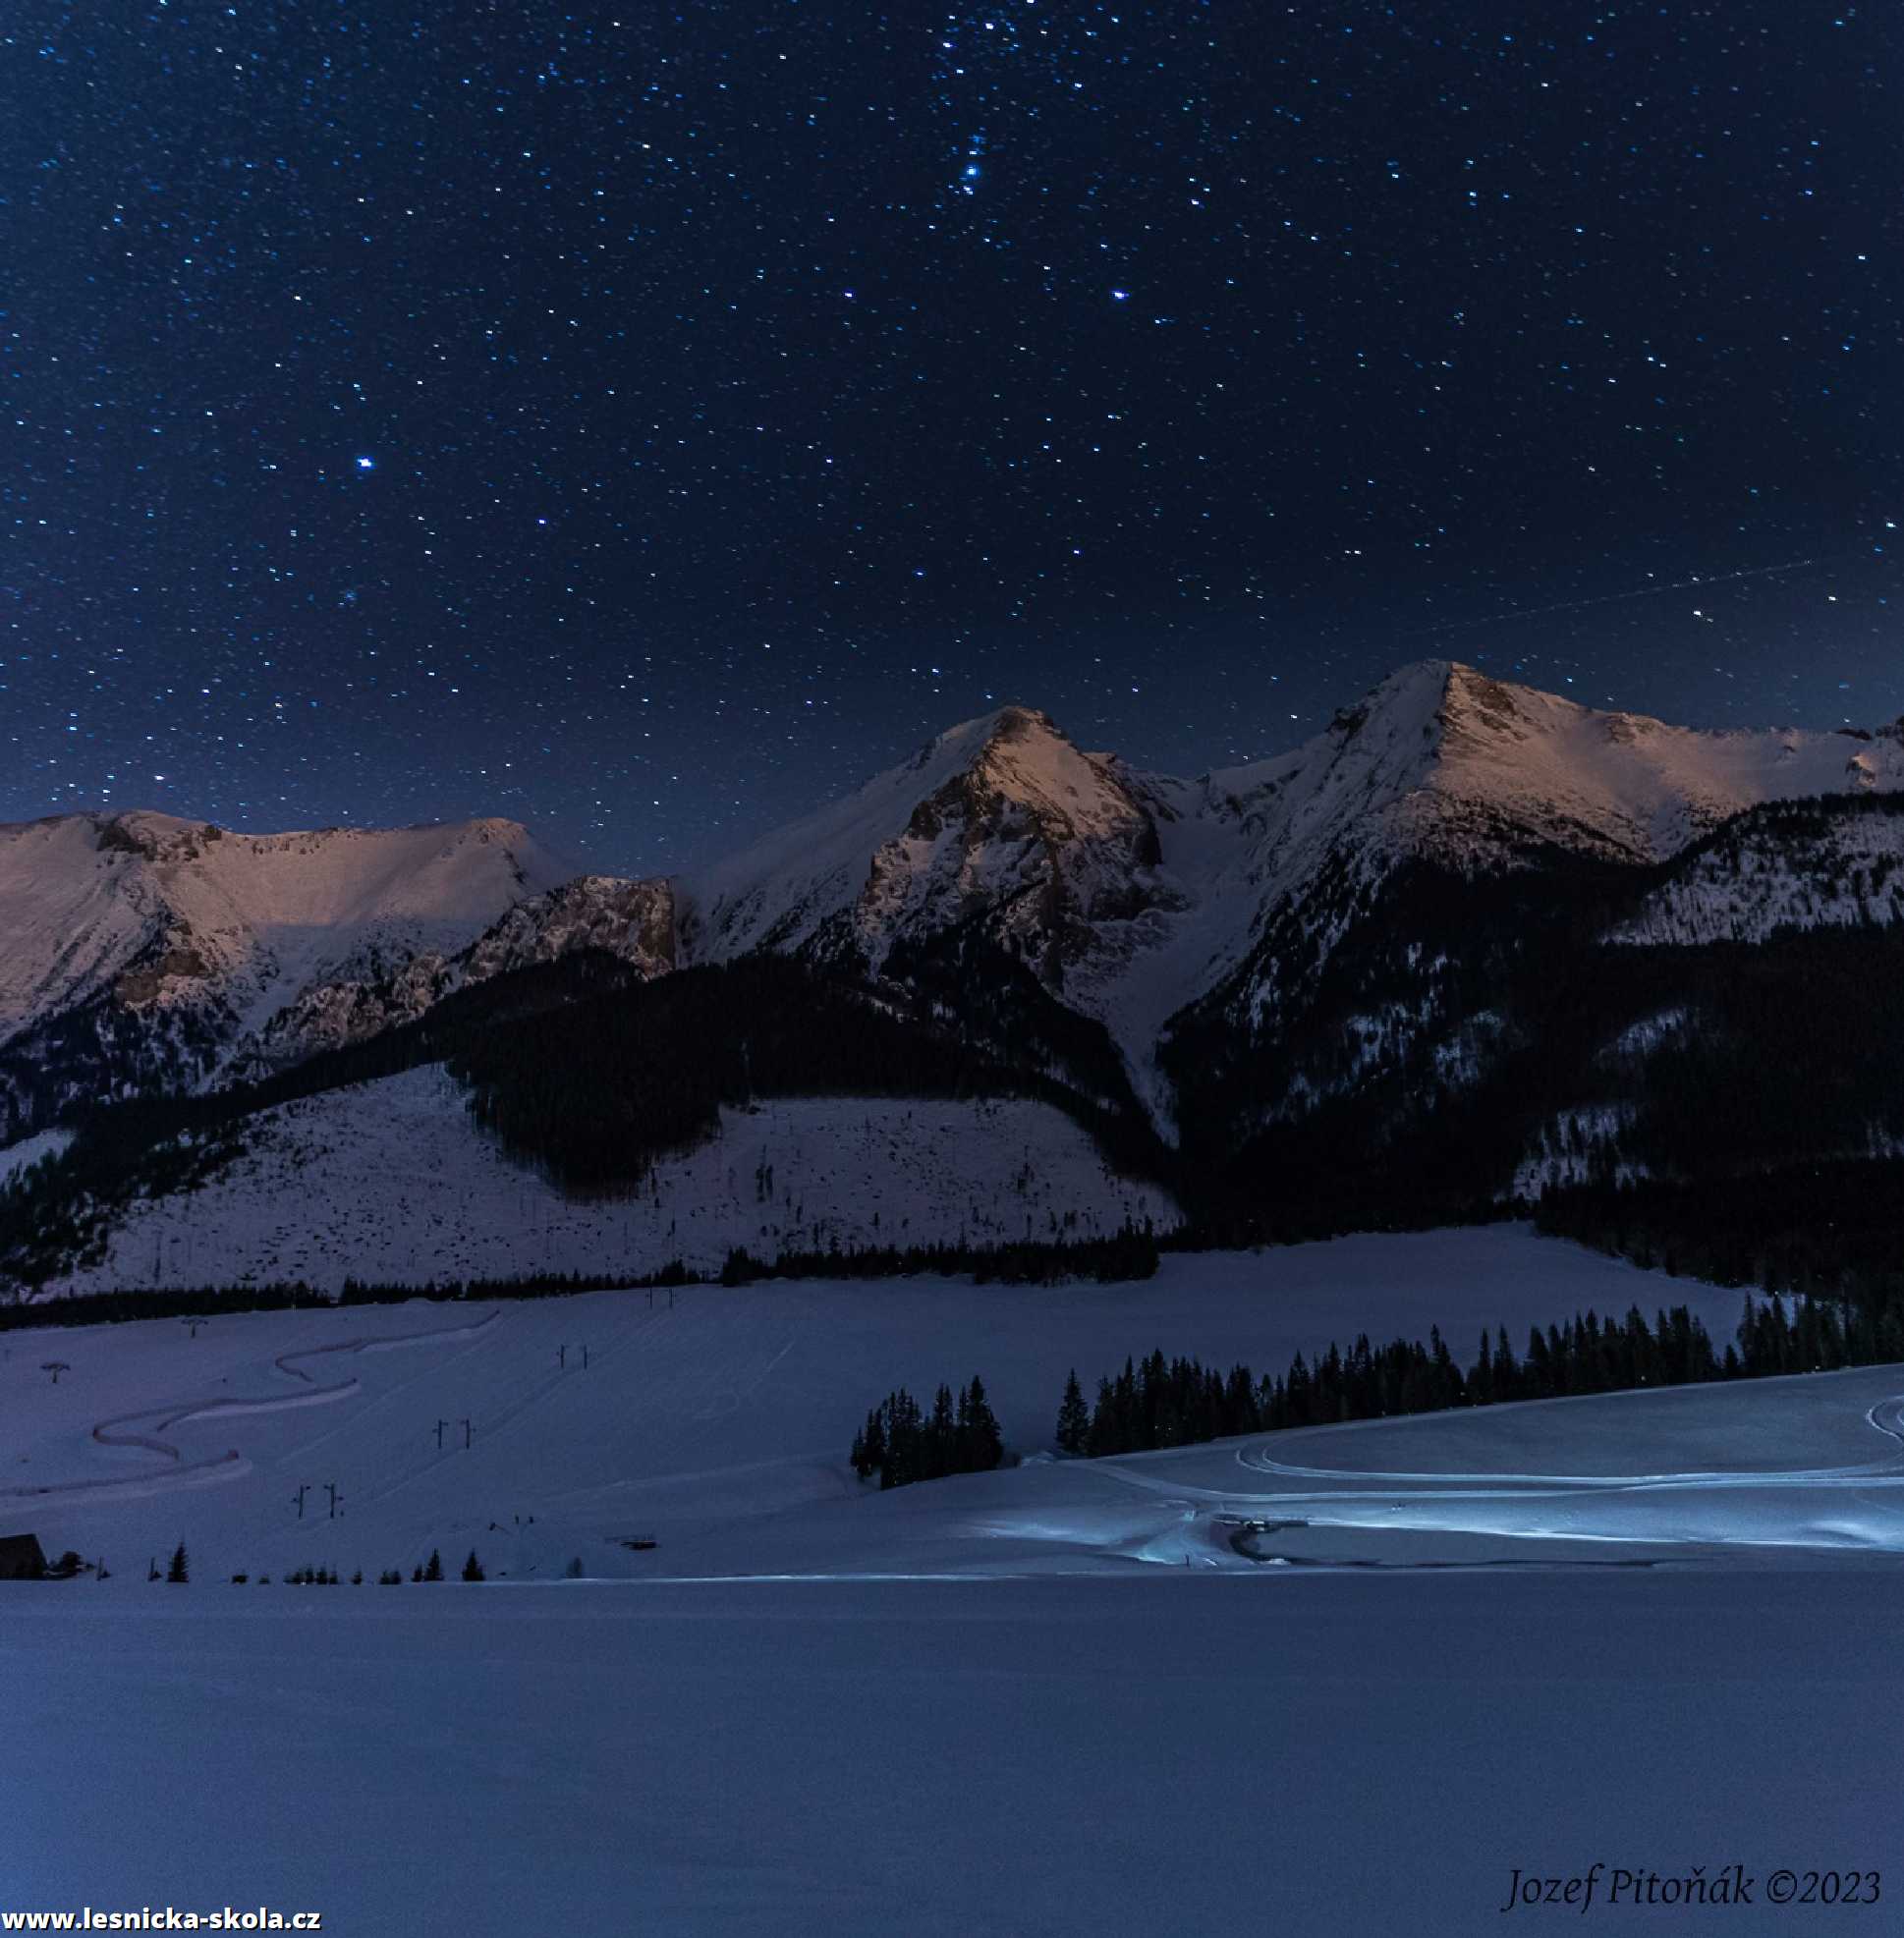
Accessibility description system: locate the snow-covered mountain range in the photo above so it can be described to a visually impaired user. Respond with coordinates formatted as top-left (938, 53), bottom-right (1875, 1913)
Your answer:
top-left (4, 660), bottom-right (1900, 1154)
top-left (0, 813), bottom-right (580, 1141)
top-left (5, 659), bottom-right (1904, 1287)
top-left (677, 658), bottom-right (1904, 1106)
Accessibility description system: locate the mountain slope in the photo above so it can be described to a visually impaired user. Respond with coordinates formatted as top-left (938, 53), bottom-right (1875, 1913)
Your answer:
top-left (1163, 661), bottom-right (1904, 1064)
top-left (255, 873), bottom-right (677, 1066)
top-left (0, 811), bottom-right (575, 1140)
top-left (1395, 661), bottom-right (1904, 861)
top-left (41, 1070), bottom-right (1171, 1294)
top-left (1607, 795), bottom-right (1904, 947)
top-left (11, 666), bottom-right (1894, 1145)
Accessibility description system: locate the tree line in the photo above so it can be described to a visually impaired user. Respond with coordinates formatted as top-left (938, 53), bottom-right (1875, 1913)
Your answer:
top-left (0, 1224), bottom-right (1163, 1333)
top-left (1537, 1159), bottom-right (1904, 1318)
top-left (719, 1222), bottom-right (1157, 1288)
top-left (1058, 1287), bottom-right (1896, 1462)
top-left (0, 1265), bottom-right (693, 1332)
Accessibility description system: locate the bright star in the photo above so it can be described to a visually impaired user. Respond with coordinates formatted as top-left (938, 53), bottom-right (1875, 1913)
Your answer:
top-left (354, 456), bottom-right (375, 471)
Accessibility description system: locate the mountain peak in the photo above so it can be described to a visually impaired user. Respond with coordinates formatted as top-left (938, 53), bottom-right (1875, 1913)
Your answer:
top-left (986, 701), bottom-right (1059, 736)
top-left (910, 701), bottom-right (1068, 772)
top-left (0, 806), bottom-right (576, 1135)
top-left (684, 697), bottom-right (1163, 972)
top-left (1321, 658), bottom-right (1460, 748)
top-left (1338, 659), bottom-right (1589, 748)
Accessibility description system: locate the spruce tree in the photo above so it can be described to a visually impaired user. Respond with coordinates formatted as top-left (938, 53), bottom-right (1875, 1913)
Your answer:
top-left (962, 1375), bottom-right (1003, 1470)
top-left (165, 1541), bottom-right (189, 1584)
top-left (1055, 1369), bottom-right (1089, 1455)
top-left (851, 1405), bottom-right (888, 1480)
top-left (461, 1550), bottom-right (484, 1582)
top-left (928, 1384), bottom-right (957, 1480)
top-left (422, 1548), bottom-right (444, 1581)
top-left (883, 1388), bottom-right (922, 1488)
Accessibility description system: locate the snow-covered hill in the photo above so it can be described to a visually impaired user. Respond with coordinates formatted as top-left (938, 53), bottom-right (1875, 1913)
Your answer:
top-left (0, 811), bottom-right (575, 1140)
top-left (43, 1068), bottom-right (1175, 1295)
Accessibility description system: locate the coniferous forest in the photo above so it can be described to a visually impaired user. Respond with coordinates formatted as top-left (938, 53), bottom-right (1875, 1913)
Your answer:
top-left (1061, 1289), bottom-right (1895, 1462)
top-left (851, 1377), bottom-right (1004, 1489)
top-left (1167, 805), bottom-right (1904, 1254)
top-left (0, 951), bottom-right (1172, 1291)
top-left (0, 1224), bottom-right (1161, 1333)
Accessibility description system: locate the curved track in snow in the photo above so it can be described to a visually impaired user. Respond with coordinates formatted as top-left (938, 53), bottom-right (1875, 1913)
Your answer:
top-left (1225, 1393), bottom-right (1904, 1497)
top-left (1059, 1386), bottom-right (1904, 1566)
top-left (0, 1309), bottom-right (501, 1507)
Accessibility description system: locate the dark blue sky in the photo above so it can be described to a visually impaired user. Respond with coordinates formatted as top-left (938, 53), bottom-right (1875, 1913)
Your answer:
top-left (2, 2), bottom-right (1897, 873)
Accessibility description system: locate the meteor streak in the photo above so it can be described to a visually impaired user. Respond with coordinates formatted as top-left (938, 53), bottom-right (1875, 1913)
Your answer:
top-left (1410, 557), bottom-right (1820, 637)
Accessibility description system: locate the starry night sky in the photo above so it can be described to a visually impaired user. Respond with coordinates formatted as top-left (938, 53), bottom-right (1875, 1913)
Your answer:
top-left (3, 2), bottom-right (1898, 873)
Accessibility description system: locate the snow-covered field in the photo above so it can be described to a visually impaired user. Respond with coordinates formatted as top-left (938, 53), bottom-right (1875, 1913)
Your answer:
top-left (13, 1227), bottom-right (1722, 1575)
top-left (9, 1569), bottom-right (1897, 1935)
top-left (4, 1229), bottom-right (1897, 1934)
top-left (49, 1069), bottom-right (1179, 1293)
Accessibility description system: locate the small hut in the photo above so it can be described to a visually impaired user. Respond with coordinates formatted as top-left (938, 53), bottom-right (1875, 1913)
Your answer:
top-left (0, 1532), bottom-right (48, 1579)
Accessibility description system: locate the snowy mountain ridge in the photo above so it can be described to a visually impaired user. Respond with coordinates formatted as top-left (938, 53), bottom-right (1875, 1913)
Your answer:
top-left (0, 810), bottom-right (577, 1140)
top-left (675, 661), bottom-right (1904, 1086)
top-left (3, 661), bottom-right (1900, 1151)
top-left (1606, 798), bottom-right (1904, 948)
top-left (254, 874), bottom-right (678, 1068)
top-left (1155, 662), bottom-right (1904, 1066)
